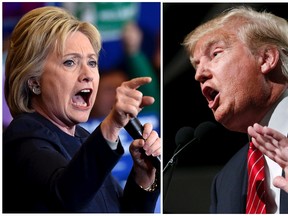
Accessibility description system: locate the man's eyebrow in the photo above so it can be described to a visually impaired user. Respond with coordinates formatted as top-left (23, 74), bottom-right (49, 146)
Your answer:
top-left (198, 34), bottom-right (230, 55)
top-left (202, 37), bottom-right (224, 52)
top-left (190, 38), bottom-right (220, 67)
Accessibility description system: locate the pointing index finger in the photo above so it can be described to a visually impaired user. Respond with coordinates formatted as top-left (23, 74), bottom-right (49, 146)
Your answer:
top-left (125, 77), bottom-right (152, 90)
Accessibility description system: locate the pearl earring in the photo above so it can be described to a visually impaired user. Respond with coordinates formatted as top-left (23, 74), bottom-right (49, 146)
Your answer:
top-left (32, 86), bottom-right (41, 95)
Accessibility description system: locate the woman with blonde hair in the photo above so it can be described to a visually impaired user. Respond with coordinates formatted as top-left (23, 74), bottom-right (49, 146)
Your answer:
top-left (3, 6), bottom-right (160, 213)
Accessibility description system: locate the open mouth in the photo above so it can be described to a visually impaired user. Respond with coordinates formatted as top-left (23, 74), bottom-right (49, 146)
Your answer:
top-left (72, 88), bottom-right (92, 108)
top-left (203, 86), bottom-right (218, 101)
top-left (202, 86), bottom-right (219, 109)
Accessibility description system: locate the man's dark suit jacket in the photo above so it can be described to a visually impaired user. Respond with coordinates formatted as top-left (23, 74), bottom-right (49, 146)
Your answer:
top-left (210, 143), bottom-right (288, 213)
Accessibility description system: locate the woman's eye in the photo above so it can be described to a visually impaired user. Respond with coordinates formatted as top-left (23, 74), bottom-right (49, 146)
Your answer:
top-left (88, 60), bottom-right (97, 68)
top-left (63, 59), bottom-right (75, 67)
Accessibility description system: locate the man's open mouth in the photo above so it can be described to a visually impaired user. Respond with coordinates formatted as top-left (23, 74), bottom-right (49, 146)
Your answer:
top-left (202, 86), bottom-right (219, 109)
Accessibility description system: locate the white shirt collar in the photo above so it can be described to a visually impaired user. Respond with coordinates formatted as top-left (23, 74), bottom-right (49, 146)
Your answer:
top-left (260, 89), bottom-right (288, 135)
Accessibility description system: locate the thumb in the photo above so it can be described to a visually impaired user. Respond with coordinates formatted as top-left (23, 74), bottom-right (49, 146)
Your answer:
top-left (273, 176), bottom-right (288, 192)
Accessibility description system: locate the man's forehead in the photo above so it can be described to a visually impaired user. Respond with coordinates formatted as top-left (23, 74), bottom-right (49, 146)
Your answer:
top-left (194, 30), bottom-right (228, 53)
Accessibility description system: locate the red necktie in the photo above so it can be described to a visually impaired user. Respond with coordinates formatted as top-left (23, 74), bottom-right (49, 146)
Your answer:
top-left (246, 142), bottom-right (266, 214)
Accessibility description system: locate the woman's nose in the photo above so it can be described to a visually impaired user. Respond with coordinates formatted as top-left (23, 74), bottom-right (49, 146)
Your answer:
top-left (79, 65), bottom-right (94, 82)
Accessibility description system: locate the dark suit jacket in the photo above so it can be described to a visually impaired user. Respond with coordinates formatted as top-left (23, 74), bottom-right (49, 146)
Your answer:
top-left (3, 112), bottom-right (159, 213)
top-left (210, 143), bottom-right (288, 213)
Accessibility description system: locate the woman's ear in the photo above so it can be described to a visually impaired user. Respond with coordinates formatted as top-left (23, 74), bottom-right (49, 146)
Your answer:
top-left (260, 46), bottom-right (280, 74)
top-left (28, 77), bottom-right (41, 95)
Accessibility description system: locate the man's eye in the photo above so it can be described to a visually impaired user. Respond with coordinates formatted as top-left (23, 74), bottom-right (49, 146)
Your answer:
top-left (212, 49), bottom-right (223, 58)
top-left (213, 51), bottom-right (220, 57)
top-left (63, 59), bottom-right (75, 67)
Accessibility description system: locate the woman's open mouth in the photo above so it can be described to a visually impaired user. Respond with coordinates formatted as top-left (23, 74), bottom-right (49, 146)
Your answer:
top-left (72, 88), bottom-right (92, 108)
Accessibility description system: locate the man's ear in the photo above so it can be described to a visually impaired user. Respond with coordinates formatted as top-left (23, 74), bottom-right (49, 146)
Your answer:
top-left (260, 46), bottom-right (280, 74)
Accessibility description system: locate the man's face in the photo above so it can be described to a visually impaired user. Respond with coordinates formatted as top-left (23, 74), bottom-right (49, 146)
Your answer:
top-left (192, 29), bottom-right (270, 132)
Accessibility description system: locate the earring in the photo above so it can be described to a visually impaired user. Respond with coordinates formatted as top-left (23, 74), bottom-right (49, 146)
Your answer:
top-left (32, 86), bottom-right (41, 95)
top-left (28, 78), bottom-right (41, 95)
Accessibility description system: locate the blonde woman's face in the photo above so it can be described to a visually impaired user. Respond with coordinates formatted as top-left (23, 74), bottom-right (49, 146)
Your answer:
top-left (35, 31), bottom-right (99, 128)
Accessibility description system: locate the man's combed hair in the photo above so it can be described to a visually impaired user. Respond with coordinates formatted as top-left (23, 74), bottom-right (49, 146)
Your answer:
top-left (183, 6), bottom-right (288, 80)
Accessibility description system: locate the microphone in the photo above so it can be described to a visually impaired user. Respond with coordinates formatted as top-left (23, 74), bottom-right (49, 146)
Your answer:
top-left (174, 126), bottom-right (195, 154)
top-left (163, 126), bottom-right (195, 203)
top-left (124, 117), bottom-right (161, 171)
top-left (194, 121), bottom-right (219, 144)
top-left (163, 121), bottom-right (218, 173)
top-left (163, 126), bottom-right (195, 173)
top-left (163, 121), bottom-right (219, 207)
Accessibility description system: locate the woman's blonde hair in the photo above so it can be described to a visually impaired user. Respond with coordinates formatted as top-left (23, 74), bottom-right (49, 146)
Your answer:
top-left (5, 6), bottom-right (102, 117)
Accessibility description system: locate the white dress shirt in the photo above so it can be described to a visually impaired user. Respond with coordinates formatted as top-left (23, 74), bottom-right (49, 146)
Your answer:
top-left (260, 89), bottom-right (288, 213)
